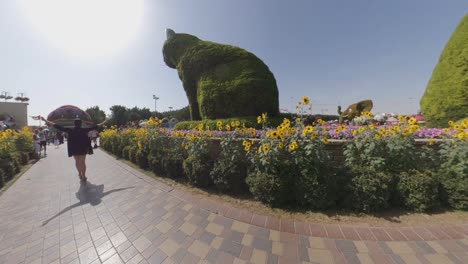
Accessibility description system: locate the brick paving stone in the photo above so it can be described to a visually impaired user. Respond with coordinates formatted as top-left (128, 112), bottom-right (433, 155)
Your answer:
top-left (0, 148), bottom-right (467, 264)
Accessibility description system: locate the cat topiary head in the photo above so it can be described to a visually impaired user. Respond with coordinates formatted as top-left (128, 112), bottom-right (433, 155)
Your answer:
top-left (162, 29), bottom-right (200, 69)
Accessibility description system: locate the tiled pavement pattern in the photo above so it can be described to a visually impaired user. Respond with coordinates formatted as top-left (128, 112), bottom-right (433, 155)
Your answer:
top-left (0, 148), bottom-right (467, 264)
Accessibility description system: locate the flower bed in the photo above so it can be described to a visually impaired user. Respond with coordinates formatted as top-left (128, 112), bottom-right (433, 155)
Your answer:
top-left (0, 127), bottom-right (34, 189)
top-left (100, 101), bottom-right (467, 213)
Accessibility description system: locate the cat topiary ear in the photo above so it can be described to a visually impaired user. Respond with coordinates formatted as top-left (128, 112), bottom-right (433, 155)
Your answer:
top-left (166, 28), bottom-right (175, 39)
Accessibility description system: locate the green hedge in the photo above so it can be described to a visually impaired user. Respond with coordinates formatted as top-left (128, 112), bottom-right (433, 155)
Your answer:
top-left (174, 114), bottom-right (340, 130)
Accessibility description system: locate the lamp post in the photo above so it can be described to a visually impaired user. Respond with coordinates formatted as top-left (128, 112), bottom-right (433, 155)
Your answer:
top-left (153, 94), bottom-right (159, 115)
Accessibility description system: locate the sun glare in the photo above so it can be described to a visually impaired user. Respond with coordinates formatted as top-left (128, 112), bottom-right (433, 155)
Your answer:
top-left (18, 0), bottom-right (144, 58)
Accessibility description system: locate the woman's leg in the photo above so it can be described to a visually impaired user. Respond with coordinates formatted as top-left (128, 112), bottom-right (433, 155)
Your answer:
top-left (73, 156), bottom-right (82, 178)
top-left (80, 155), bottom-right (87, 179)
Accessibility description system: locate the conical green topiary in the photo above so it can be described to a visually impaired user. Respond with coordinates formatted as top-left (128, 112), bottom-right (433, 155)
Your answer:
top-left (420, 14), bottom-right (468, 127)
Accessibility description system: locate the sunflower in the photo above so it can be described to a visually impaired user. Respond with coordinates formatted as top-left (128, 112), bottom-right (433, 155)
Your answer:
top-left (301, 96), bottom-right (310, 105)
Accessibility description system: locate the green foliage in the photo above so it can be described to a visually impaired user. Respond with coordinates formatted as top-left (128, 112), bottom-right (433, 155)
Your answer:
top-left (0, 168), bottom-right (4, 188)
top-left (175, 117), bottom-right (259, 130)
top-left (136, 150), bottom-right (149, 169)
top-left (14, 133), bottom-right (33, 153)
top-left (437, 140), bottom-right (468, 210)
top-left (160, 138), bottom-right (186, 178)
top-left (343, 131), bottom-right (440, 212)
top-left (420, 13), bottom-right (468, 127)
top-left (174, 114), bottom-right (340, 130)
top-left (20, 152), bottom-right (29, 165)
top-left (211, 138), bottom-right (248, 193)
top-left (246, 121), bottom-right (337, 209)
top-left (85, 106), bottom-right (107, 124)
top-left (0, 161), bottom-right (14, 181)
top-left (109, 105), bottom-right (154, 126)
top-left (122, 146), bottom-right (131, 160)
top-left (160, 106), bottom-right (191, 121)
top-left (183, 136), bottom-right (213, 187)
top-left (397, 170), bottom-right (439, 212)
top-left (347, 167), bottom-right (393, 212)
top-left (163, 32), bottom-right (279, 120)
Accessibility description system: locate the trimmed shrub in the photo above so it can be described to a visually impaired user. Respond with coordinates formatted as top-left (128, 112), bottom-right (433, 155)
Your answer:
top-left (163, 32), bottom-right (279, 120)
top-left (437, 140), bottom-right (468, 210)
top-left (420, 13), bottom-right (468, 127)
top-left (397, 170), bottom-right (440, 212)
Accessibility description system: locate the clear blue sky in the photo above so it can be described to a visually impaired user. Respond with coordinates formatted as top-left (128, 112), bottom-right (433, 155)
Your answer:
top-left (1, 0), bottom-right (468, 125)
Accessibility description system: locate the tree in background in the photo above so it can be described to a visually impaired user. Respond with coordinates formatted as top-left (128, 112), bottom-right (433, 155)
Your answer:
top-left (85, 106), bottom-right (106, 124)
top-left (109, 105), bottom-right (129, 127)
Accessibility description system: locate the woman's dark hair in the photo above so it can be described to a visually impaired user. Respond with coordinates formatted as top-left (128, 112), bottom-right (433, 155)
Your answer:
top-left (74, 119), bottom-right (82, 128)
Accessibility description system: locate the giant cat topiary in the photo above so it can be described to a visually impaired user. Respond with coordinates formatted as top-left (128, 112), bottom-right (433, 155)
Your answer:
top-left (163, 29), bottom-right (279, 120)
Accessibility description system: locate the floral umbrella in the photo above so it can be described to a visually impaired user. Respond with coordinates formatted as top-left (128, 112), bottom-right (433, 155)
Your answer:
top-left (47, 105), bottom-right (94, 127)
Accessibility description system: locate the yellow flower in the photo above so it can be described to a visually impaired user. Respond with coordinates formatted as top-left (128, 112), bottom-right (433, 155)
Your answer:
top-left (225, 124), bottom-right (231, 131)
top-left (454, 125), bottom-right (461, 131)
top-left (409, 117), bottom-right (417, 125)
top-left (244, 145), bottom-right (251, 152)
top-left (231, 121), bottom-right (236, 127)
top-left (352, 130), bottom-right (358, 136)
top-left (368, 124), bottom-right (375, 130)
top-left (262, 144), bottom-right (270, 152)
top-left (217, 120), bottom-right (222, 127)
top-left (448, 120), bottom-right (455, 127)
top-left (250, 128), bottom-right (256, 137)
top-left (262, 113), bottom-right (267, 121)
top-left (301, 96), bottom-right (310, 105)
top-left (462, 119), bottom-right (468, 129)
top-left (374, 134), bottom-right (381, 140)
top-left (282, 118), bottom-right (291, 127)
top-left (397, 115), bottom-right (403, 121)
top-left (310, 131), bottom-right (318, 139)
top-left (197, 123), bottom-right (204, 131)
top-left (278, 142), bottom-right (284, 149)
top-left (428, 139), bottom-right (434, 145)
top-left (242, 140), bottom-right (249, 146)
top-left (288, 141), bottom-right (298, 151)
top-left (322, 138), bottom-right (329, 144)
top-left (235, 120), bottom-right (240, 127)
top-left (257, 116), bottom-right (262, 124)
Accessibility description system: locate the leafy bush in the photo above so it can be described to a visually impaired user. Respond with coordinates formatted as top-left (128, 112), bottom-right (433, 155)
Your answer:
top-left (0, 168), bottom-right (4, 188)
top-left (20, 152), bottom-right (29, 165)
top-left (437, 140), bottom-right (468, 210)
top-left (122, 146), bottom-right (131, 160)
top-left (160, 137), bottom-right (186, 178)
top-left (397, 170), bottom-right (440, 212)
top-left (246, 117), bottom-right (337, 209)
top-left (0, 161), bottom-right (14, 181)
top-left (136, 150), bottom-right (149, 169)
top-left (183, 136), bottom-right (213, 187)
top-left (128, 146), bottom-right (137, 164)
top-left (347, 167), bottom-right (393, 212)
top-left (211, 138), bottom-right (248, 193)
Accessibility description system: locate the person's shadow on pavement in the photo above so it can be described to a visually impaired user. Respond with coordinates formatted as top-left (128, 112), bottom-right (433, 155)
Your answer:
top-left (42, 182), bottom-right (133, 226)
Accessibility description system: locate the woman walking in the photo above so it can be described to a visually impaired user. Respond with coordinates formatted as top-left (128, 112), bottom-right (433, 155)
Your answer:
top-left (40, 116), bottom-right (107, 182)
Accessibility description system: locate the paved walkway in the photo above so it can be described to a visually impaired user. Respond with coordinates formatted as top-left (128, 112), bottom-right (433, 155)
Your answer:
top-left (0, 147), bottom-right (467, 264)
